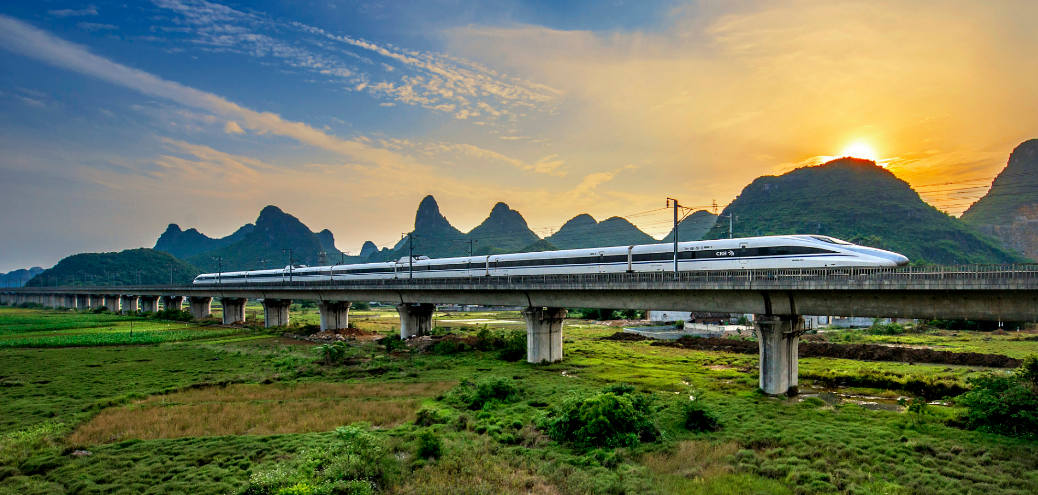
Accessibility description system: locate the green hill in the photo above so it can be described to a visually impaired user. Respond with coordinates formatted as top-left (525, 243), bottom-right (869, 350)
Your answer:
top-left (546, 214), bottom-right (656, 249)
top-left (465, 203), bottom-right (541, 253)
top-left (26, 249), bottom-right (199, 287)
top-left (187, 206), bottom-right (326, 272)
top-left (704, 158), bottom-right (1025, 264)
top-left (661, 210), bottom-right (718, 243)
top-left (960, 139), bottom-right (1038, 260)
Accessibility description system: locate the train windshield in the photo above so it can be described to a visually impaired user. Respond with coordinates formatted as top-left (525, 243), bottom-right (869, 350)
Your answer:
top-left (810, 235), bottom-right (852, 245)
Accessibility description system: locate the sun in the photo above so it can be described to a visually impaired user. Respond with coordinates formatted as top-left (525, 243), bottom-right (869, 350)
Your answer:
top-left (841, 142), bottom-right (878, 161)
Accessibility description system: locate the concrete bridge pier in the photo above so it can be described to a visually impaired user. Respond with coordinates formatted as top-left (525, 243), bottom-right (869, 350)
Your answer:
top-left (188, 296), bottom-right (212, 319)
top-left (262, 299), bottom-right (292, 328)
top-left (397, 303), bottom-right (434, 339)
top-left (522, 307), bottom-right (567, 363)
top-left (120, 295), bottom-right (139, 314)
top-left (90, 295), bottom-right (105, 311)
top-left (140, 296), bottom-right (160, 313)
top-left (754, 315), bottom-right (806, 396)
top-left (221, 297), bottom-right (247, 325)
top-left (318, 301), bottom-right (351, 331)
top-left (77, 295), bottom-right (90, 309)
top-left (103, 294), bottom-right (120, 312)
top-left (162, 296), bottom-right (184, 312)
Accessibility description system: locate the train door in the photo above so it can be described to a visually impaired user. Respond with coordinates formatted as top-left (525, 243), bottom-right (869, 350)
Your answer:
top-left (739, 243), bottom-right (748, 266)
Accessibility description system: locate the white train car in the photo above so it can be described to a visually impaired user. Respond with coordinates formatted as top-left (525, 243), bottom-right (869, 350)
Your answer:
top-left (193, 235), bottom-right (908, 285)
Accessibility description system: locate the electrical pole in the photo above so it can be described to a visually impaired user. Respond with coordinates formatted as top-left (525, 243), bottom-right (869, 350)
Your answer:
top-left (666, 198), bottom-right (681, 274)
top-left (408, 234), bottom-right (415, 279)
top-left (721, 213), bottom-right (737, 239)
top-left (169, 263), bottom-right (174, 285)
top-left (213, 257), bottom-right (223, 284)
top-left (282, 249), bottom-right (295, 282)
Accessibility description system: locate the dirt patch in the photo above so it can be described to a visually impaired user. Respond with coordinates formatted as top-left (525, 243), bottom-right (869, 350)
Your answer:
top-left (286, 327), bottom-right (379, 343)
top-left (601, 332), bottom-right (651, 342)
top-left (602, 333), bottom-right (1023, 368)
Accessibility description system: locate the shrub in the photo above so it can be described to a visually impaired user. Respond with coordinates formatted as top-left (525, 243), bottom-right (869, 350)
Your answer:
top-left (383, 335), bottom-right (407, 354)
top-left (415, 430), bottom-right (443, 459)
top-left (474, 325), bottom-right (497, 351)
top-left (471, 377), bottom-right (520, 409)
top-left (543, 387), bottom-right (661, 449)
top-left (414, 407), bottom-right (448, 427)
top-left (151, 308), bottom-right (193, 322)
top-left (955, 357), bottom-right (1038, 438)
top-left (683, 402), bottom-right (721, 432)
top-left (352, 302), bottom-right (370, 311)
top-left (431, 339), bottom-right (468, 355)
top-left (313, 343), bottom-right (347, 365)
top-left (497, 330), bottom-right (526, 362)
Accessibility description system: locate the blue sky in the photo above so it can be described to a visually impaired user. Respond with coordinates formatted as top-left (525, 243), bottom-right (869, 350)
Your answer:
top-left (1, 0), bottom-right (1037, 272)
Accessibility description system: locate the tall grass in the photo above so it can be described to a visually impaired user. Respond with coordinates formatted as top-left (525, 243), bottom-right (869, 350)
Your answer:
top-left (70, 382), bottom-right (457, 445)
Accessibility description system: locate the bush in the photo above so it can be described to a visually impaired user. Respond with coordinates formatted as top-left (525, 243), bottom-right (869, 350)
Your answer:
top-left (352, 302), bottom-right (370, 311)
top-left (472, 377), bottom-right (520, 409)
top-left (151, 308), bottom-right (194, 322)
top-left (313, 343), bottom-right (347, 365)
top-left (578, 308), bottom-right (617, 320)
top-left (497, 330), bottom-right (526, 362)
top-left (446, 377), bottom-right (521, 410)
top-left (955, 356), bottom-right (1038, 438)
top-left (431, 339), bottom-right (468, 355)
top-left (543, 386), bottom-right (661, 449)
top-left (867, 319), bottom-right (905, 335)
top-left (238, 422), bottom-right (396, 495)
top-left (383, 335), bottom-right (407, 354)
top-left (683, 402), bottom-right (721, 432)
top-left (415, 430), bottom-right (443, 459)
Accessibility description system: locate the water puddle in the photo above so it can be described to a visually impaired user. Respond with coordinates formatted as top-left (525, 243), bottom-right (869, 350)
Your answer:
top-left (783, 387), bottom-right (951, 412)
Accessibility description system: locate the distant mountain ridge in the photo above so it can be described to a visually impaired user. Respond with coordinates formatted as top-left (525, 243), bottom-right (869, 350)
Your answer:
top-left (186, 206), bottom-right (326, 272)
top-left (545, 214), bottom-right (657, 249)
top-left (2, 267), bottom-right (45, 287)
top-left (154, 223), bottom-right (255, 259)
top-left (705, 157), bottom-right (1024, 264)
top-left (961, 139), bottom-right (1038, 260)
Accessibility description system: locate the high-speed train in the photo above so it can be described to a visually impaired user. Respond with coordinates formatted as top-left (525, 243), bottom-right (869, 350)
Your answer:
top-left (193, 235), bottom-right (909, 284)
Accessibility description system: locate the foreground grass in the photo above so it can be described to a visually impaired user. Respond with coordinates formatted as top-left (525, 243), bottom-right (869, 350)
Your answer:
top-left (0, 307), bottom-right (1036, 494)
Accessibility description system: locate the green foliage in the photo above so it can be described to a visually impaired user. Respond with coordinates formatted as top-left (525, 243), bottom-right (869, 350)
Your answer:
top-left (238, 423), bottom-right (396, 495)
top-left (313, 343), bottom-right (348, 365)
top-left (867, 319), bottom-right (905, 335)
top-left (430, 339), bottom-right (468, 356)
top-left (152, 308), bottom-right (195, 322)
top-left (683, 389), bottom-right (722, 432)
top-left (351, 302), bottom-right (370, 311)
top-left (579, 308), bottom-right (617, 320)
top-left (497, 330), bottom-right (527, 362)
top-left (415, 430), bottom-right (443, 460)
top-left (0, 328), bottom-right (241, 348)
top-left (956, 355), bottom-right (1038, 438)
top-left (447, 376), bottom-right (521, 410)
top-left (544, 389), bottom-right (662, 449)
top-left (26, 248), bottom-right (199, 287)
top-left (383, 335), bottom-right (407, 354)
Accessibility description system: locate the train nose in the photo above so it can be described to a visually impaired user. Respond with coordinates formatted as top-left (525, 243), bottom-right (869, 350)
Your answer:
top-left (895, 254), bottom-right (909, 266)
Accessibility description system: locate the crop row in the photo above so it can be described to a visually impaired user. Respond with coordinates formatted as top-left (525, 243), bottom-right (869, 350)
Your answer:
top-left (0, 328), bottom-right (242, 348)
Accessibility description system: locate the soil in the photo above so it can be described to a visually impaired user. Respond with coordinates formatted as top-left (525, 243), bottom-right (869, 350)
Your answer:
top-left (603, 332), bottom-right (1023, 368)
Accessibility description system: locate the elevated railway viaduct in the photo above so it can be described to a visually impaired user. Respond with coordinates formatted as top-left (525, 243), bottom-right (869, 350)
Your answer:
top-left (6, 264), bottom-right (1038, 395)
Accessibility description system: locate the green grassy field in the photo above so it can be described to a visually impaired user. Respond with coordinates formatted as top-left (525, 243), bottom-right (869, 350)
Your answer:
top-left (1, 306), bottom-right (1036, 495)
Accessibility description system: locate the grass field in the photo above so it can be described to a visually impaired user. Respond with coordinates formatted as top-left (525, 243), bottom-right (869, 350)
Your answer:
top-left (0, 306), bottom-right (1036, 495)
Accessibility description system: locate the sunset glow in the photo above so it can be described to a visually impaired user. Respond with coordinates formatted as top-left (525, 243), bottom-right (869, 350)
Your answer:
top-left (841, 143), bottom-right (879, 162)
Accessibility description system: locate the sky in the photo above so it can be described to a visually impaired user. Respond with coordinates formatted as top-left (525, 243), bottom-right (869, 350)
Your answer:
top-left (1, 0), bottom-right (1037, 272)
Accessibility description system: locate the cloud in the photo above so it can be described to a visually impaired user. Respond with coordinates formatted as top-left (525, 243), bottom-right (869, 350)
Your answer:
top-left (77, 23), bottom-right (118, 31)
top-left (223, 121), bottom-right (245, 134)
top-left (446, 0), bottom-right (1038, 214)
top-left (146, 0), bottom-right (560, 125)
top-left (0, 14), bottom-right (415, 171)
top-left (48, 7), bottom-right (98, 17)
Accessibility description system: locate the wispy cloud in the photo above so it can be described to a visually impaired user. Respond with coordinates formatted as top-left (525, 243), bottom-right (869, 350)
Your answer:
top-left (0, 14), bottom-right (414, 171)
top-left (148, 0), bottom-right (560, 124)
top-left (48, 6), bottom-right (98, 18)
